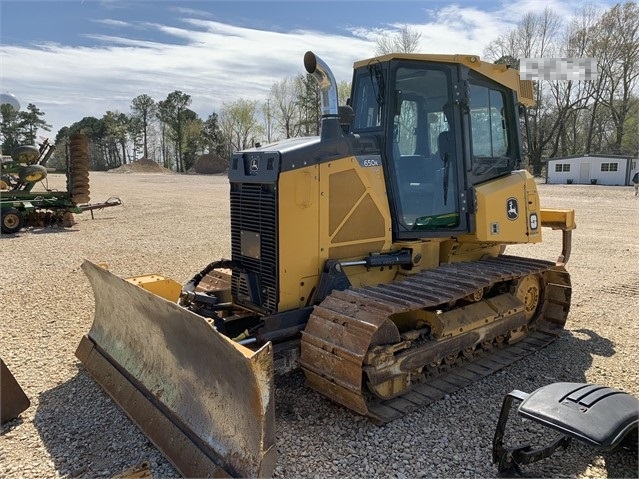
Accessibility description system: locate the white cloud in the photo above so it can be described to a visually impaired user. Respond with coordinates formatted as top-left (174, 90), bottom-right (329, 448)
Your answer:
top-left (1, 17), bottom-right (374, 139)
top-left (169, 7), bottom-right (214, 18)
top-left (92, 18), bottom-right (131, 28)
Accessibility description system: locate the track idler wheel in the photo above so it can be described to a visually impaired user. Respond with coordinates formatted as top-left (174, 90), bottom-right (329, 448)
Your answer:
top-left (509, 274), bottom-right (543, 343)
top-left (514, 274), bottom-right (542, 322)
top-left (69, 134), bottom-right (90, 204)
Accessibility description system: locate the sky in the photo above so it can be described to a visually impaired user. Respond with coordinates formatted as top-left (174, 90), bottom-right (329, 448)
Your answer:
top-left (0, 0), bottom-right (618, 141)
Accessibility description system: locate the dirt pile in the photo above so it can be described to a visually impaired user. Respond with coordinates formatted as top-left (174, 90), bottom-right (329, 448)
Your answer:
top-left (109, 158), bottom-right (176, 174)
top-left (188, 153), bottom-right (227, 174)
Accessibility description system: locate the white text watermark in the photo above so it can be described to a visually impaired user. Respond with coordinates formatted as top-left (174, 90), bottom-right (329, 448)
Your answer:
top-left (519, 58), bottom-right (597, 81)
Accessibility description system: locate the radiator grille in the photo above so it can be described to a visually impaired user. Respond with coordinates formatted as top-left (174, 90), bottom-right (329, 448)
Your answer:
top-left (230, 182), bottom-right (278, 313)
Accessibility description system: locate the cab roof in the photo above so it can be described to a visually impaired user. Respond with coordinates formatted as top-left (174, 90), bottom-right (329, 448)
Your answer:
top-left (353, 53), bottom-right (534, 107)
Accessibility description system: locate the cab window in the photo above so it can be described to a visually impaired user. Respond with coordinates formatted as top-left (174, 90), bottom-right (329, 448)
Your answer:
top-left (352, 73), bottom-right (384, 131)
top-left (468, 82), bottom-right (512, 181)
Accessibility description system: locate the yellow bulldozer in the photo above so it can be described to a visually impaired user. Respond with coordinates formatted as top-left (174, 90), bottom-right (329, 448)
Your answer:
top-left (76, 51), bottom-right (575, 477)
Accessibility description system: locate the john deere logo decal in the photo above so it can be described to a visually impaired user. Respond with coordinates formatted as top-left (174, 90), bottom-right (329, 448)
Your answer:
top-left (249, 157), bottom-right (259, 173)
top-left (506, 197), bottom-right (519, 220)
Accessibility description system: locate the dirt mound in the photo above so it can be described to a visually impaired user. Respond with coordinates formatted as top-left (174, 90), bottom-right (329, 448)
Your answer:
top-left (188, 153), bottom-right (227, 175)
top-left (109, 158), bottom-right (176, 174)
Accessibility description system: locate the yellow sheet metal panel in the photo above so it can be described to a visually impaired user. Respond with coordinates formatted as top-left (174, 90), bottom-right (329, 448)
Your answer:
top-left (395, 240), bottom-right (440, 272)
top-left (540, 208), bottom-right (577, 230)
top-left (464, 170), bottom-right (542, 244)
top-left (440, 241), bottom-right (503, 264)
top-left (319, 156), bottom-right (392, 261)
top-left (126, 274), bottom-right (182, 302)
top-left (277, 158), bottom-right (397, 310)
top-left (328, 168), bottom-right (367, 236)
top-left (278, 166), bottom-right (321, 311)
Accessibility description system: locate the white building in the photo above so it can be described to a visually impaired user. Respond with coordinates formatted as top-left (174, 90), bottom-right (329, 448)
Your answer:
top-left (546, 154), bottom-right (638, 186)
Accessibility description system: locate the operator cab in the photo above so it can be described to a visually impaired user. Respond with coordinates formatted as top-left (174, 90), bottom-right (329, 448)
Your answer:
top-left (349, 55), bottom-right (526, 239)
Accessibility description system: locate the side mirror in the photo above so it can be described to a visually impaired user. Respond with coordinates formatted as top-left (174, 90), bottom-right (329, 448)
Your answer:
top-left (338, 105), bottom-right (355, 134)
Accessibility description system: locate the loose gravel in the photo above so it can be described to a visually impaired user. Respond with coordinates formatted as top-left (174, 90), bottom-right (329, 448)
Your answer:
top-left (1, 172), bottom-right (637, 478)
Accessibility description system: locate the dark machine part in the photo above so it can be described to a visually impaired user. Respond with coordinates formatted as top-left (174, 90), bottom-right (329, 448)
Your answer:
top-left (493, 382), bottom-right (639, 475)
top-left (0, 358), bottom-right (30, 425)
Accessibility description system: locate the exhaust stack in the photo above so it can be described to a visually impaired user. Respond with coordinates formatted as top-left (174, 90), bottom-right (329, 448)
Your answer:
top-left (304, 51), bottom-right (339, 118)
top-left (304, 51), bottom-right (343, 140)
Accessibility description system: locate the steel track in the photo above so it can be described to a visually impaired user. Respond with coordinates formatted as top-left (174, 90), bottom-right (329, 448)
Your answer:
top-left (300, 255), bottom-right (572, 424)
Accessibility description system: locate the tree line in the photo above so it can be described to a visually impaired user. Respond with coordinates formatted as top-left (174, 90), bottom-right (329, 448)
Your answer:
top-left (53, 74), bottom-right (348, 172)
top-left (484, 2), bottom-right (638, 174)
top-left (1, 2), bottom-right (636, 174)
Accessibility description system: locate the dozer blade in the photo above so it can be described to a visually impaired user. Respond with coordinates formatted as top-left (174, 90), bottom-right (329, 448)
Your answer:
top-left (1, 358), bottom-right (31, 425)
top-left (76, 261), bottom-right (276, 478)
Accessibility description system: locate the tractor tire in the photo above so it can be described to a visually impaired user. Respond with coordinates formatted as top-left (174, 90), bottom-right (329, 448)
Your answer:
top-left (11, 145), bottom-right (40, 164)
top-left (1, 208), bottom-right (24, 234)
top-left (18, 164), bottom-right (47, 183)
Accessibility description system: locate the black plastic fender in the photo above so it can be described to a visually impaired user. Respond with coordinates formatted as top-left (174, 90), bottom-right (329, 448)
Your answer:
top-left (493, 382), bottom-right (638, 475)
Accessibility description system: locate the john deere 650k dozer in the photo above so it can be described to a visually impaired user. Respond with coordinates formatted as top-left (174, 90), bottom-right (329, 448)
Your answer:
top-left (77, 51), bottom-right (575, 477)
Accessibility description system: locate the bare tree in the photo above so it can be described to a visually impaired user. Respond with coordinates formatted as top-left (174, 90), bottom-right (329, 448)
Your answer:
top-left (295, 74), bottom-right (321, 136)
top-left (269, 77), bottom-right (299, 139)
top-left (337, 80), bottom-right (351, 106)
top-left (565, 6), bottom-right (608, 154)
top-left (484, 8), bottom-right (584, 175)
top-left (593, 2), bottom-right (639, 154)
top-left (262, 98), bottom-right (274, 144)
top-left (219, 99), bottom-right (263, 152)
top-left (375, 25), bottom-right (422, 55)
top-left (101, 110), bottom-right (129, 167)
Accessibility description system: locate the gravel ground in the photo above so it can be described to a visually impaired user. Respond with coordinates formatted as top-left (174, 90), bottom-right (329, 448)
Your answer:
top-left (1, 171), bottom-right (637, 478)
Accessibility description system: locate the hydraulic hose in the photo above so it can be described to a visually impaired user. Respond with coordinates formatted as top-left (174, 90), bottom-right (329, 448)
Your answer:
top-left (180, 259), bottom-right (237, 305)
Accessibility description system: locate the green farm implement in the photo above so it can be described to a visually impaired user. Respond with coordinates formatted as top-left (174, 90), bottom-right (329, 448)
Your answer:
top-left (1, 134), bottom-right (121, 234)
